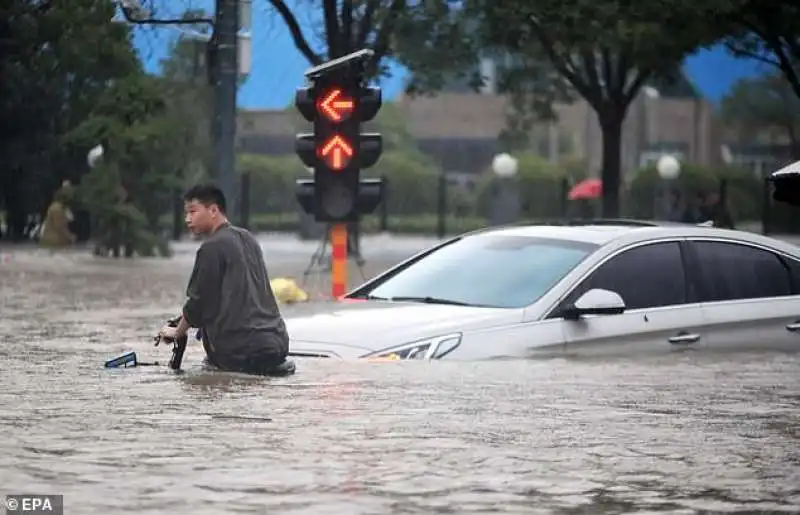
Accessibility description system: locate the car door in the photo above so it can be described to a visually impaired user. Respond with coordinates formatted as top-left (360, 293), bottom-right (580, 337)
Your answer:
top-left (548, 240), bottom-right (709, 357)
top-left (684, 239), bottom-right (800, 352)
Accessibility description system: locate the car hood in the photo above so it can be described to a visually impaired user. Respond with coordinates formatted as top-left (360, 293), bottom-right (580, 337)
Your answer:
top-left (285, 300), bottom-right (521, 357)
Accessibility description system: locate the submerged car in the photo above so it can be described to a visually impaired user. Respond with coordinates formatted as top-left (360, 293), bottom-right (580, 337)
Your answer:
top-left (285, 220), bottom-right (800, 360)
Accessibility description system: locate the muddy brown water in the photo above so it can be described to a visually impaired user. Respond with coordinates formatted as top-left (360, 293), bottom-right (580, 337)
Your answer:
top-left (1, 243), bottom-right (799, 514)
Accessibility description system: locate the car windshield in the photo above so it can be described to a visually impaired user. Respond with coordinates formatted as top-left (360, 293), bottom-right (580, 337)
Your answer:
top-left (365, 234), bottom-right (597, 308)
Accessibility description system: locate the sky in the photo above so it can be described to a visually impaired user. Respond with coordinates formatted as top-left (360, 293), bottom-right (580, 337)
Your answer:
top-left (131, 0), bottom-right (772, 110)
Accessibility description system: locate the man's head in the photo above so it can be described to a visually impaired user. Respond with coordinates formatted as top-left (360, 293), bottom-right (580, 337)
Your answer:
top-left (183, 183), bottom-right (227, 235)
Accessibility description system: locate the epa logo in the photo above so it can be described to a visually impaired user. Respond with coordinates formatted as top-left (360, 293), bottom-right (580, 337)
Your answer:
top-left (5, 495), bottom-right (63, 514)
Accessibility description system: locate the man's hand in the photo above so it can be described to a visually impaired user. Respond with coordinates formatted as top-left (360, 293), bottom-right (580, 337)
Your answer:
top-left (157, 315), bottom-right (190, 343)
top-left (158, 325), bottom-right (180, 342)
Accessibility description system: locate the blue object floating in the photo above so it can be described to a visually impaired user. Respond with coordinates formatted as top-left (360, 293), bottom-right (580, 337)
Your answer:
top-left (104, 351), bottom-right (138, 368)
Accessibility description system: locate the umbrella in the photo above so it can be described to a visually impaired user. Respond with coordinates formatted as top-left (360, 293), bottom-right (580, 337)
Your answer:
top-left (769, 159), bottom-right (800, 178)
top-left (568, 178), bottom-right (602, 200)
top-left (768, 159), bottom-right (800, 206)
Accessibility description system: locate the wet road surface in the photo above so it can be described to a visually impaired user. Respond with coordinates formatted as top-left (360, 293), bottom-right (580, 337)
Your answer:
top-left (1, 237), bottom-right (799, 514)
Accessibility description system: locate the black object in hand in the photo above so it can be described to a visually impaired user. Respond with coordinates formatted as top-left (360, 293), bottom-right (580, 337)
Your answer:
top-left (154, 316), bottom-right (189, 371)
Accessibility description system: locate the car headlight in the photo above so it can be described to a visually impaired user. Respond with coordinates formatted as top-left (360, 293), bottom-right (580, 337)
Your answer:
top-left (363, 333), bottom-right (462, 361)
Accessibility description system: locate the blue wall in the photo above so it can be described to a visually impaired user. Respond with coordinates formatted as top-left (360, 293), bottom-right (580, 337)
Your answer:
top-left (132, 2), bottom-right (769, 109)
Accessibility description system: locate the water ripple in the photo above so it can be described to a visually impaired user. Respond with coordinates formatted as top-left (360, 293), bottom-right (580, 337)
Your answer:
top-left (1, 250), bottom-right (799, 513)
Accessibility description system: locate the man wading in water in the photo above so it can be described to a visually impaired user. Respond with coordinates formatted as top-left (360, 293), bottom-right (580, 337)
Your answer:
top-left (158, 184), bottom-right (294, 376)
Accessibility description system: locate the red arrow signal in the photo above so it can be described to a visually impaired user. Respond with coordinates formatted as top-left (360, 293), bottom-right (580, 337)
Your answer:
top-left (317, 134), bottom-right (353, 171)
top-left (316, 88), bottom-right (355, 123)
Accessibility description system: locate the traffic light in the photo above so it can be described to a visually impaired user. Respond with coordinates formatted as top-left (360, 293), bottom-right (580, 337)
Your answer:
top-left (294, 50), bottom-right (385, 222)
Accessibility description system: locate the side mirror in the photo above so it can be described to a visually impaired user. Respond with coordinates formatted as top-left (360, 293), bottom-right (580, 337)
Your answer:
top-left (562, 288), bottom-right (626, 320)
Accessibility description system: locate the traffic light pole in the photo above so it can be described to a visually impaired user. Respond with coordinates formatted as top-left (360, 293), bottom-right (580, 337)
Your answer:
top-left (330, 224), bottom-right (349, 298)
top-left (293, 50), bottom-right (385, 300)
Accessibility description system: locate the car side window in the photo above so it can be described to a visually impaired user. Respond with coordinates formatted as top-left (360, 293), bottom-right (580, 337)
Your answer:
top-left (690, 241), bottom-right (792, 301)
top-left (785, 258), bottom-right (800, 294)
top-left (561, 241), bottom-right (687, 311)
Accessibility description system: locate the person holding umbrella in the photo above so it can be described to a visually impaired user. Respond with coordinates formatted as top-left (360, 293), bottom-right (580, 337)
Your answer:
top-left (568, 178), bottom-right (602, 219)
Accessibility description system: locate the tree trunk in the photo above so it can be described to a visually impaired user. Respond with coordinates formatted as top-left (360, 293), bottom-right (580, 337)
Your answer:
top-left (598, 111), bottom-right (624, 218)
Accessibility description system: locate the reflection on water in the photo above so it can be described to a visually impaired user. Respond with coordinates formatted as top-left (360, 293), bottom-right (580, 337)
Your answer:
top-left (1, 249), bottom-right (799, 514)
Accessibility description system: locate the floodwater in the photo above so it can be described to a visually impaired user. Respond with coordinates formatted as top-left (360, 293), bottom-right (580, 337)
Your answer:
top-left (1, 243), bottom-right (799, 514)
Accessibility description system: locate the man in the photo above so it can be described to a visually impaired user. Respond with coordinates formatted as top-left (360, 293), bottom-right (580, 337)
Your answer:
top-left (681, 192), bottom-right (705, 224)
top-left (158, 183), bottom-right (293, 376)
top-left (664, 189), bottom-right (683, 222)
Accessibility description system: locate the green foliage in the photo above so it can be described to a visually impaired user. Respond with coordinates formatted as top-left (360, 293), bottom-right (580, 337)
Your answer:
top-left (473, 154), bottom-right (587, 219)
top-left (75, 160), bottom-right (157, 257)
top-left (64, 74), bottom-right (193, 256)
top-left (392, 3), bottom-right (483, 95)
top-left (721, 73), bottom-right (800, 152)
top-left (238, 154), bottom-right (309, 214)
top-left (363, 150), bottom-right (441, 215)
top-left (0, 0), bottom-right (142, 238)
top-left (469, 0), bottom-right (729, 217)
top-left (247, 212), bottom-right (489, 236)
top-left (723, 1), bottom-right (800, 100)
top-left (626, 163), bottom-right (763, 221)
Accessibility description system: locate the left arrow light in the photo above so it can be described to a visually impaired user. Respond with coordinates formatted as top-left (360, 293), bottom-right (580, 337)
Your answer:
top-left (316, 89), bottom-right (355, 123)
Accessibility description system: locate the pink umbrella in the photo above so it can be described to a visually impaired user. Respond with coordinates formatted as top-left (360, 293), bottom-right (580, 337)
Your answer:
top-left (568, 178), bottom-right (602, 200)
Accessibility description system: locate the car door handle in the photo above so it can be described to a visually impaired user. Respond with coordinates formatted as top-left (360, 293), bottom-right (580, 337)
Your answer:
top-left (668, 333), bottom-right (700, 344)
top-left (787, 322), bottom-right (800, 332)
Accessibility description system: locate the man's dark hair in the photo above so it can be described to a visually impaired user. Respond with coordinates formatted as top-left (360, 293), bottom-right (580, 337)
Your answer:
top-left (183, 183), bottom-right (226, 213)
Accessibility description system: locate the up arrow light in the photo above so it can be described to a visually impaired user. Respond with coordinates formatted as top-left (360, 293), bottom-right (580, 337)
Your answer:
top-left (317, 135), bottom-right (354, 171)
top-left (316, 88), bottom-right (355, 123)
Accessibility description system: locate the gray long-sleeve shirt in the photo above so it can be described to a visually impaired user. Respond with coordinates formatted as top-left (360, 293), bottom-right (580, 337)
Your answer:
top-left (182, 223), bottom-right (289, 365)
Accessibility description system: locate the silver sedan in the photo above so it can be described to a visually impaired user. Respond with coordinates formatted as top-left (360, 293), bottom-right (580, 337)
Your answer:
top-left (285, 221), bottom-right (800, 360)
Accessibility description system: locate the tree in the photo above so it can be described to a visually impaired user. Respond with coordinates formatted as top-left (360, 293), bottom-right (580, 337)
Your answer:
top-left (157, 17), bottom-right (216, 182)
top-left (724, 1), bottom-right (800, 101)
top-left (64, 74), bottom-right (192, 256)
top-left (266, 0), bottom-right (478, 88)
top-left (721, 74), bottom-right (800, 159)
top-left (472, 0), bottom-right (726, 216)
top-left (0, 0), bottom-right (141, 240)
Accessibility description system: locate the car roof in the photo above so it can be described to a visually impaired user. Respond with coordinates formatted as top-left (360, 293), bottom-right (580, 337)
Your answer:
top-left (466, 219), bottom-right (800, 256)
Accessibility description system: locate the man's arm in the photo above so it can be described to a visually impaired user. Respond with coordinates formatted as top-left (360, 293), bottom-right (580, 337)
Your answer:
top-left (181, 244), bottom-right (222, 333)
top-left (173, 315), bottom-right (191, 339)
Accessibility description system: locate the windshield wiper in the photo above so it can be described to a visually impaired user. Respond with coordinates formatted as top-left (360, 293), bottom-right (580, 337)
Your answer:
top-left (347, 294), bottom-right (389, 300)
top-left (388, 296), bottom-right (473, 306)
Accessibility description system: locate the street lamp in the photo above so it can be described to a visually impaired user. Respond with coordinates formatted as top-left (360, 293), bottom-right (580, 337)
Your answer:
top-left (657, 154), bottom-right (680, 180)
top-left (656, 154), bottom-right (681, 220)
top-left (492, 153), bottom-right (519, 179)
top-left (490, 153), bottom-right (521, 226)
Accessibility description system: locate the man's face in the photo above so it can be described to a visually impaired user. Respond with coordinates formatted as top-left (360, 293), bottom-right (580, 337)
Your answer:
top-left (184, 199), bottom-right (218, 235)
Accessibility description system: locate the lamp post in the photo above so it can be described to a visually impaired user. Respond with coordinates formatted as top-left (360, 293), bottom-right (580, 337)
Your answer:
top-left (656, 154), bottom-right (681, 220)
top-left (490, 153), bottom-right (520, 226)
